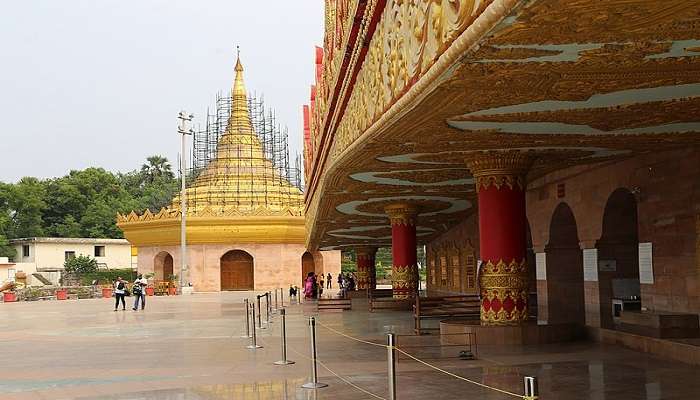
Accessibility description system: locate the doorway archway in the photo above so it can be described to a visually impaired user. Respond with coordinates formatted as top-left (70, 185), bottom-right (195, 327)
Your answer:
top-left (301, 252), bottom-right (315, 285)
top-left (220, 250), bottom-right (254, 291)
top-left (596, 188), bottom-right (640, 328)
top-left (545, 203), bottom-right (584, 325)
top-left (154, 252), bottom-right (174, 281)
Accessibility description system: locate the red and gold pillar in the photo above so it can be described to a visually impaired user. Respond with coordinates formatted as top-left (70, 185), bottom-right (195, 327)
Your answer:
top-left (385, 203), bottom-right (419, 299)
top-left (466, 153), bottom-right (532, 325)
top-left (355, 246), bottom-right (377, 290)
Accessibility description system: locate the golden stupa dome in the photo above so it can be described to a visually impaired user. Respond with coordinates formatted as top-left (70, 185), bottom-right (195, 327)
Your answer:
top-left (117, 56), bottom-right (305, 246)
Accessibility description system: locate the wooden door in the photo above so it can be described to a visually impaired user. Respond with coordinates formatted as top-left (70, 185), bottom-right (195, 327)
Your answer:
top-left (220, 251), bottom-right (254, 291)
top-left (301, 252), bottom-right (315, 285)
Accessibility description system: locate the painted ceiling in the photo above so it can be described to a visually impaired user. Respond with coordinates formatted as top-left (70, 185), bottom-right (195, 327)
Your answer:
top-left (308, 0), bottom-right (700, 251)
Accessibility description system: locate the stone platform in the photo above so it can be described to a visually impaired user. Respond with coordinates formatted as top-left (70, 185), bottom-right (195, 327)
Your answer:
top-left (440, 319), bottom-right (584, 345)
top-left (617, 311), bottom-right (700, 339)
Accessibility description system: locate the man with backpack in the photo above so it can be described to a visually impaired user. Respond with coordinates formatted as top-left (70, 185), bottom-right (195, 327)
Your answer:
top-left (132, 274), bottom-right (148, 311)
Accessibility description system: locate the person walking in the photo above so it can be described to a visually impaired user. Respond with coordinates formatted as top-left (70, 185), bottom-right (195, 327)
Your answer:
top-left (132, 274), bottom-right (148, 311)
top-left (114, 277), bottom-right (127, 311)
top-left (326, 273), bottom-right (332, 289)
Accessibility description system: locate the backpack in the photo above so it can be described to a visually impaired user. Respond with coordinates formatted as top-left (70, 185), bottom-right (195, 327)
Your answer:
top-left (132, 283), bottom-right (142, 294)
top-left (117, 281), bottom-right (125, 290)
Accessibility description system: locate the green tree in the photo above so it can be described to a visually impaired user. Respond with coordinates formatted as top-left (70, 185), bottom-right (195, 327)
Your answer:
top-left (64, 254), bottom-right (98, 274)
top-left (140, 155), bottom-right (174, 184)
top-left (6, 177), bottom-right (46, 238)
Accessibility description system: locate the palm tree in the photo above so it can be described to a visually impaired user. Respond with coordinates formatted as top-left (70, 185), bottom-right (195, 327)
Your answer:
top-left (140, 156), bottom-right (174, 183)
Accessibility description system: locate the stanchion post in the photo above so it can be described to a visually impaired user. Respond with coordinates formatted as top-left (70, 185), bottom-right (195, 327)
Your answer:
top-left (388, 333), bottom-right (397, 400)
top-left (247, 303), bottom-right (262, 349)
top-left (301, 317), bottom-right (328, 389)
top-left (265, 292), bottom-right (272, 324)
top-left (280, 287), bottom-right (284, 307)
top-left (274, 289), bottom-right (279, 311)
top-left (524, 376), bottom-right (538, 400)
top-left (256, 295), bottom-right (265, 329)
top-left (241, 298), bottom-right (251, 338)
top-left (274, 308), bottom-right (295, 365)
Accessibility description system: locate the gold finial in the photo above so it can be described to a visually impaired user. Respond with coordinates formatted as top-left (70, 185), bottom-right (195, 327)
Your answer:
top-left (235, 45), bottom-right (243, 72)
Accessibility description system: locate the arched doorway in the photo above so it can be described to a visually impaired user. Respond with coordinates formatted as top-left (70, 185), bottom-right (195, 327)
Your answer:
top-left (301, 252), bottom-right (315, 285)
top-left (220, 250), bottom-right (254, 291)
top-left (154, 252), bottom-right (174, 281)
top-left (596, 188), bottom-right (640, 328)
top-left (545, 203), bottom-right (584, 325)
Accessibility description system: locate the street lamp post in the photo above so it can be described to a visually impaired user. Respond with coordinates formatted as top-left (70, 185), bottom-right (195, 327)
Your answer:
top-left (177, 111), bottom-right (194, 292)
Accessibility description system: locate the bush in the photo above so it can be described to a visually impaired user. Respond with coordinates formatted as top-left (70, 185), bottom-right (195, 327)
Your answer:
top-left (79, 268), bottom-right (137, 286)
top-left (64, 255), bottom-right (98, 274)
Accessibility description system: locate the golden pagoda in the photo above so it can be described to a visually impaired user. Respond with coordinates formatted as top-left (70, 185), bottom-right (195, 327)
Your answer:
top-left (117, 56), bottom-right (339, 292)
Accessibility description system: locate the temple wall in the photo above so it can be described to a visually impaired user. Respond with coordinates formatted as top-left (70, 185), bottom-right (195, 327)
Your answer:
top-left (426, 148), bottom-right (700, 325)
top-left (137, 243), bottom-right (318, 292)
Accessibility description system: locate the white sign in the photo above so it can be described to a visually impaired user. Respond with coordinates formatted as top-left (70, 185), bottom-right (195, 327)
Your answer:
top-left (639, 242), bottom-right (654, 284)
top-left (583, 249), bottom-right (599, 282)
top-left (536, 253), bottom-right (546, 280)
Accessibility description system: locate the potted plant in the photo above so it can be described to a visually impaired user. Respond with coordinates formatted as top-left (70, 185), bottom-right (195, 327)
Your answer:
top-left (55, 288), bottom-right (68, 301)
top-left (2, 288), bottom-right (16, 303)
top-left (101, 284), bottom-right (113, 299)
top-left (167, 274), bottom-right (178, 295)
top-left (144, 273), bottom-right (155, 296)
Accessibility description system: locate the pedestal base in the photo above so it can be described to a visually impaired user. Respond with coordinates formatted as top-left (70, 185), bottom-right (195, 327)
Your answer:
top-left (440, 319), bottom-right (584, 345)
top-left (301, 382), bottom-right (328, 389)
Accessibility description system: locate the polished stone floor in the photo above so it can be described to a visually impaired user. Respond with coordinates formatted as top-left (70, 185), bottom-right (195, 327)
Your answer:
top-left (1, 291), bottom-right (698, 400)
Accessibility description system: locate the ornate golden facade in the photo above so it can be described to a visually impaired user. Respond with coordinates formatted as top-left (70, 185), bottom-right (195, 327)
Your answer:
top-left (119, 57), bottom-right (305, 247)
top-left (304, 0), bottom-right (700, 251)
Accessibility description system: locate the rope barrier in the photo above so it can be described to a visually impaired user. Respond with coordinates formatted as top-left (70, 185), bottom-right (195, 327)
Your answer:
top-left (393, 347), bottom-right (524, 399)
top-left (316, 320), bottom-right (388, 348)
top-left (257, 314), bottom-right (389, 400)
top-left (312, 316), bottom-right (526, 399)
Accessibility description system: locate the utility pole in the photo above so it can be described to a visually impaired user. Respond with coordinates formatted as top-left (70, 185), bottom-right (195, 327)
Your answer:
top-left (177, 111), bottom-right (194, 292)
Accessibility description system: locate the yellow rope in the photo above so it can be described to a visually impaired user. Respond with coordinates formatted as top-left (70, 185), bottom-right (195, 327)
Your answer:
top-left (393, 347), bottom-right (524, 399)
top-left (256, 322), bottom-right (388, 400)
top-left (312, 316), bottom-right (525, 399)
top-left (316, 320), bottom-right (388, 348)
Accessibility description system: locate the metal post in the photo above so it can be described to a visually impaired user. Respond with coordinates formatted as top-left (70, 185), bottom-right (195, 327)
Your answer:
top-left (388, 333), bottom-right (397, 400)
top-left (274, 308), bottom-right (295, 365)
top-left (256, 295), bottom-right (264, 329)
top-left (274, 289), bottom-right (279, 311)
top-left (177, 111), bottom-right (193, 291)
top-left (524, 376), bottom-right (538, 400)
top-left (265, 292), bottom-right (272, 324)
top-left (280, 287), bottom-right (284, 307)
top-left (241, 299), bottom-right (251, 338)
top-left (302, 317), bottom-right (328, 389)
top-left (247, 303), bottom-right (262, 349)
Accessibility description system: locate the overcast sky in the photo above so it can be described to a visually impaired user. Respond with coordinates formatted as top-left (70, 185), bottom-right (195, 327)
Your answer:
top-left (0, 1), bottom-right (323, 183)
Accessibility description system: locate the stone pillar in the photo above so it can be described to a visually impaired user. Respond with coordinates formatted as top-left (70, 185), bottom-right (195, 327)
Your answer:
top-left (355, 247), bottom-right (377, 290)
top-left (466, 152), bottom-right (532, 325)
top-left (385, 203), bottom-right (419, 299)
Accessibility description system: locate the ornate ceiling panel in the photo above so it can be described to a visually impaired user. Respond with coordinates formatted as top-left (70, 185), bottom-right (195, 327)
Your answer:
top-left (307, 0), bottom-right (700, 250)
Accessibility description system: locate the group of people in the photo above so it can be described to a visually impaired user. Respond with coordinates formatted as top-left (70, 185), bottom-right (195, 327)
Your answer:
top-left (298, 272), bottom-right (358, 299)
top-left (303, 272), bottom-right (333, 299)
top-left (112, 274), bottom-right (148, 311)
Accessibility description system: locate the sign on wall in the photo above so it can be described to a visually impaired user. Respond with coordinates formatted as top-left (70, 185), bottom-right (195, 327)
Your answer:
top-left (583, 248), bottom-right (599, 282)
top-left (639, 242), bottom-right (654, 284)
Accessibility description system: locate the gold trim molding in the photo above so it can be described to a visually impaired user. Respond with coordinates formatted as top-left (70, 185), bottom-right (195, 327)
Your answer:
top-left (384, 203), bottom-right (419, 226)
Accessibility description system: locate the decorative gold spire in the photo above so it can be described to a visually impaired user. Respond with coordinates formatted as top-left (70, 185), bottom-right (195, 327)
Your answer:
top-left (169, 53), bottom-right (304, 216)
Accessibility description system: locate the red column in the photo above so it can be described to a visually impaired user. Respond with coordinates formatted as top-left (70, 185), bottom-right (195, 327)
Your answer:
top-left (355, 247), bottom-right (377, 290)
top-left (385, 203), bottom-right (418, 299)
top-left (466, 153), bottom-right (532, 326)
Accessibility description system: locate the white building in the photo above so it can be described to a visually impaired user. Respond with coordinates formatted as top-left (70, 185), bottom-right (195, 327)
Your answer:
top-left (8, 238), bottom-right (135, 285)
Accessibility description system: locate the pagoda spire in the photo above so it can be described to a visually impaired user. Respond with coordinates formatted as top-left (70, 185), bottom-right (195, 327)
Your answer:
top-left (228, 50), bottom-right (253, 133)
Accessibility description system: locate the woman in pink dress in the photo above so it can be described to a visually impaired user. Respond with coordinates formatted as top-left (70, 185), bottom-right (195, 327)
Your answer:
top-left (304, 273), bottom-right (314, 298)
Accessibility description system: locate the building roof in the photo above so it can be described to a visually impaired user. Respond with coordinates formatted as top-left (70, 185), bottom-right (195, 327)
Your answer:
top-left (10, 237), bottom-right (130, 245)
